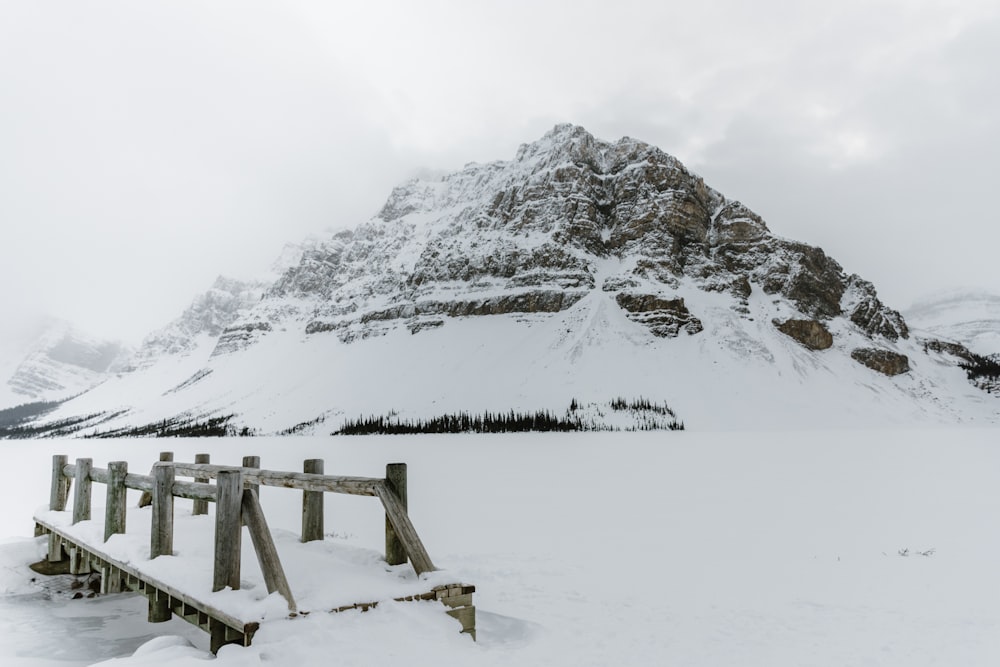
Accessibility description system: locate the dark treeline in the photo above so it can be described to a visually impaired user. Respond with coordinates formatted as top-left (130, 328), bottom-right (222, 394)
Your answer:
top-left (0, 411), bottom-right (109, 439)
top-left (0, 399), bottom-right (63, 432)
top-left (607, 396), bottom-right (677, 417)
top-left (960, 352), bottom-right (1000, 393)
top-left (88, 415), bottom-right (253, 438)
top-left (959, 352), bottom-right (1000, 380)
top-left (335, 410), bottom-right (582, 435)
top-left (335, 397), bottom-right (685, 435)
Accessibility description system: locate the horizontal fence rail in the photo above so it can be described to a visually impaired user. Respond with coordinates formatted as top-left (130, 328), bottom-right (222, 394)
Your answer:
top-left (38, 452), bottom-right (464, 651)
top-left (45, 452), bottom-right (436, 593)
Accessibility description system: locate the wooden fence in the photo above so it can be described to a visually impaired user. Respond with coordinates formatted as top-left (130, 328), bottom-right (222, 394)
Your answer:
top-left (40, 452), bottom-right (449, 650)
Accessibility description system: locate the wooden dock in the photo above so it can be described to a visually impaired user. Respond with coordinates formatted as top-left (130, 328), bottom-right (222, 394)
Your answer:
top-left (33, 453), bottom-right (475, 652)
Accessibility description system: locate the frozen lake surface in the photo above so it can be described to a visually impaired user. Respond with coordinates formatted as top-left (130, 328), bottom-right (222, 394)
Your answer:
top-left (1, 430), bottom-right (999, 666)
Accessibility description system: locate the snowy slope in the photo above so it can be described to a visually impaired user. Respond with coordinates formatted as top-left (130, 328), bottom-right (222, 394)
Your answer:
top-left (16, 125), bottom-right (1000, 434)
top-left (906, 288), bottom-right (1000, 356)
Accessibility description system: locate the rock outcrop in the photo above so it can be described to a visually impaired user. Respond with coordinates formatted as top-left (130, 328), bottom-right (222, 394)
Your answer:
top-left (616, 294), bottom-right (703, 337)
top-left (851, 348), bottom-right (910, 376)
top-left (774, 319), bottom-right (833, 350)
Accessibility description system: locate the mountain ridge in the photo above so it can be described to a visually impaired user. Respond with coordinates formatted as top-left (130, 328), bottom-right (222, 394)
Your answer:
top-left (5, 124), bottom-right (998, 436)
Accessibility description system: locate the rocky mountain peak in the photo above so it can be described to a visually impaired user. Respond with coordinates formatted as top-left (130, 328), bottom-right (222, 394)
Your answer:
top-left (224, 124), bottom-right (910, 356)
top-left (131, 276), bottom-right (266, 364)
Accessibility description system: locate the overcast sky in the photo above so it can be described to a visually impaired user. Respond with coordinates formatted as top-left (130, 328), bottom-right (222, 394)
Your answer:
top-left (2, 0), bottom-right (998, 346)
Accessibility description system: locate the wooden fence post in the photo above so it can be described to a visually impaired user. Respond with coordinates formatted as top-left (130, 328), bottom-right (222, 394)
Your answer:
top-left (149, 461), bottom-right (176, 623)
top-left (243, 456), bottom-right (260, 527)
top-left (67, 458), bottom-right (94, 574)
top-left (150, 462), bottom-right (174, 558)
top-left (243, 456), bottom-right (260, 495)
top-left (214, 469), bottom-right (243, 592)
top-left (385, 463), bottom-right (407, 566)
top-left (192, 453), bottom-right (210, 516)
top-left (104, 461), bottom-right (128, 542)
top-left (49, 454), bottom-right (69, 511)
top-left (72, 458), bottom-right (93, 525)
top-left (47, 454), bottom-right (69, 562)
top-left (301, 459), bottom-right (324, 542)
top-left (139, 452), bottom-right (173, 508)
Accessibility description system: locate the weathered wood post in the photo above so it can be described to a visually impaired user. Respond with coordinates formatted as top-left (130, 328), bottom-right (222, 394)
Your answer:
top-left (49, 454), bottom-right (69, 511)
top-left (385, 463), bottom-right (407, 566)
top-left (148, 461), bottom-right (176, 623)
top-left (242, 455), bottom-right (260, 527)
top-left (214, 468), bottom-right (244, 592)
top-left (243, 456), bottom-right (260, 495)
top-left (139, 452), bottom-right (173, 508)
top-left (242, 488), bottom-right (297, 612)
top-left (301, 459), bottom-right (324, 542)
top-left (104, 461), bottom-right (128, 542)
top-left (192, 453), bottom-right (210, 516)
top-left (47, 454), bottom-right (69, 562)
top-left (68, 458), bottom-right (94, 574)
top-left (150, 462), bottom-right (175, 558)
top-left (72, 458), bottom-right (93, 525)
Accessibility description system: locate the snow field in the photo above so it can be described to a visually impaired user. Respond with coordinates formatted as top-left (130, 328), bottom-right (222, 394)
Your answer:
top-left (1, 429), bottom-right (999, 666)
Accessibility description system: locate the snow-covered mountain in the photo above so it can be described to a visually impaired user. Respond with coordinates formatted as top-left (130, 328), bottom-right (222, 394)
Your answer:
top-left (7, 125), bottom-right (999, 436)
top-left (905, 289), bottom-right (1000, 357)
top-left (0, 319), bottom-right (128, 409)
top-left (128, 275), bottom-right (268, 367)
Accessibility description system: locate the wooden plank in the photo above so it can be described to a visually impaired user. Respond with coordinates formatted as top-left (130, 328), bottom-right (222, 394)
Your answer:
top-left (148, 587), bottom-right (171, 623)
top-left (373, 480), bottom-right (436, 575)
top-left (34, 516), bottom-right (253, 631)
top-left (104, 461), bottom-right (128, 542)
top-left (124, 473), bottom-right (153, 493)
top-left (301, 459), bottom-right (324, 542)
top-left (150, 463), bottom-right (174, 559)
top-left (445, 605), bottom-right (476, 637)
top-left (72, 458), bottom-right (93, 525)
top-left (89, 467), bottom-right (109, 484)
top-left (213, 469), bottom-right (243, 592)
top-left (241, 488), bottom-right (296, 612)
top-left (192, 453), bottom-right (210, 515)
top-left (384, 463), bottom-right (407, 566)
top-left (170, 480), bottom-right (217, 502)
top-left (171, 463), bottom-right (379, 496)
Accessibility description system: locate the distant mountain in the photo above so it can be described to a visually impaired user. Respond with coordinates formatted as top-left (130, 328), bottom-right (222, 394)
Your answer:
top-left (905, 289), bottom-right (1000, 357)
top-left (129, 275), bottom-right (268, 367)
top-left (0, 319), bottom-right (128, 408)
top-left (8, 125), bottom-right (999, 436)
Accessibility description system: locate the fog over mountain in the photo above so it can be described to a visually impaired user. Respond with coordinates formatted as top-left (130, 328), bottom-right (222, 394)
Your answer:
top-left (1, 1), bottom-right (999, 345)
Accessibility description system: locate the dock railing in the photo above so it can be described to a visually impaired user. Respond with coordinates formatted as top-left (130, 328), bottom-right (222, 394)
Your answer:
top-left (44, 452), bottom-right (437, 620)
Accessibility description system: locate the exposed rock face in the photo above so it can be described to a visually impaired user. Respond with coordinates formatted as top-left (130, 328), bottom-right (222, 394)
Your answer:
top-left (615, 294), bottom-right (703, 337)
top-left (131, 276), bottom-right (266, 364)
top-left (774, 319), bottom-right (833, 350)
top-left (230, 123), bottom-right (906, 350)
top-left (851, 348), bottom-right (910, 376)
top-left (305, 290), bottom-right (587, 342)
top-left (843, 277), bottom-right (909, 340)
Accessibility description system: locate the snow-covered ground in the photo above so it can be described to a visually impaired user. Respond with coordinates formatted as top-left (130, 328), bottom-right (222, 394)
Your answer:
top-left (1, 430), bottom-right (999, 666)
